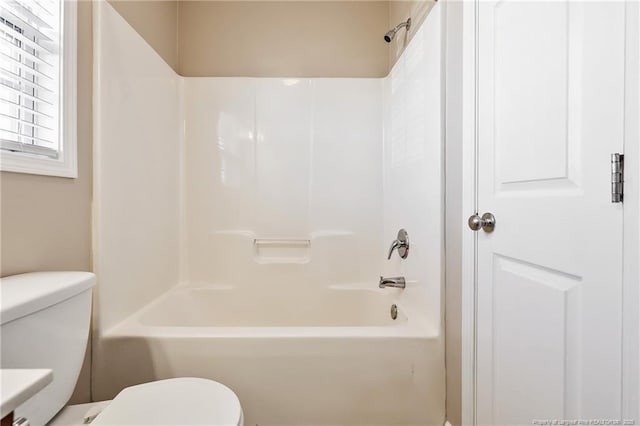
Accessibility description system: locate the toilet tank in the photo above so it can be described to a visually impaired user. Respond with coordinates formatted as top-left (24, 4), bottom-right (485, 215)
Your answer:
top-left (1, 272), bottom-right (95, 426)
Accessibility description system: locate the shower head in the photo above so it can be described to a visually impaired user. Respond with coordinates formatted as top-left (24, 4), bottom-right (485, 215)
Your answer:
top-left (384, 18), bottom-right (411, 43)
top-left (384, 30), bottom-right (396, 43)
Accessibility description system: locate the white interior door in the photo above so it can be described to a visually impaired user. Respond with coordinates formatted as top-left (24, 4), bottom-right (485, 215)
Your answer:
top-left (475, 2), bottom-right (626, 424)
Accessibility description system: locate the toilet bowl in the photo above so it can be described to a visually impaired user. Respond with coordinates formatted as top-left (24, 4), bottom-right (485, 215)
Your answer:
top-left (0, 272), bottom-right (243, 426)
top-left (92, 378), bottom-right (243, 426)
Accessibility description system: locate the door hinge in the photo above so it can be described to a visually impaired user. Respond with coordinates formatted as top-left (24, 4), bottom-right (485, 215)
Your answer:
top-left (611, 153), bottom-right (624, 203)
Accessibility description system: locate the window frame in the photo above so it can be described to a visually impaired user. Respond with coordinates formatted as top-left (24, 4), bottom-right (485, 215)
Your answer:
top-left (0, 0), bottom-right (78, 178)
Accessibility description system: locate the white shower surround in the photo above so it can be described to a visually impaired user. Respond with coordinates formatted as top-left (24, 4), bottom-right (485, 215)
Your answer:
top-left (183, 77), bottom-right (384, 292)
top-left (93, 1), bottom-right (444, 425)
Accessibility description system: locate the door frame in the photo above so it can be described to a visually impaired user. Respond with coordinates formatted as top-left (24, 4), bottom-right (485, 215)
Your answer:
top-left (623, 1), bottom-right (640, 421)
top-left (458, 0), bottom-right (478, 423)
top-left (456, 1), bottom-right (640, 424)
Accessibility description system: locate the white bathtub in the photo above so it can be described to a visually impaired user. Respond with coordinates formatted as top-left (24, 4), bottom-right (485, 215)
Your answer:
top-left (93, 285), bottom-right (445, 425)
top-left (139, 286), bottom-right (411, 329)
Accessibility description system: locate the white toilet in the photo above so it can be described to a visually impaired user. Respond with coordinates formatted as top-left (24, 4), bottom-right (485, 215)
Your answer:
top-left (0, 272), bottom-right (243, 426)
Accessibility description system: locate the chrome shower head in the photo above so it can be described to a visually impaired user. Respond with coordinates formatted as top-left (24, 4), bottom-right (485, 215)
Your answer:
top-left (384, 29), bottom-right (396, 43)
top-left (384, 18), bottom-right (411, 43)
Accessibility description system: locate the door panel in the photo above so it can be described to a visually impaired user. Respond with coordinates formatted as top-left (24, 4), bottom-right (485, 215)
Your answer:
top-left (494, 2), bottom-right (570, 184)
top-left (491, 255), bottom-right (582, 421)
top-left (476, 2), bottom-right (625, 424)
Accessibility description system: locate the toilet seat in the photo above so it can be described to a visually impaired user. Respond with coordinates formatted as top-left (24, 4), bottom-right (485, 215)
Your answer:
top-left (91, 378), bottom-right (243, 426)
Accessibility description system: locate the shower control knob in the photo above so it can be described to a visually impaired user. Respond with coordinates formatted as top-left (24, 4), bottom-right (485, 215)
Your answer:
top-left (468, 212), bottom-right (496, 233)
top-left (387, 229), bottom-right (410, 259)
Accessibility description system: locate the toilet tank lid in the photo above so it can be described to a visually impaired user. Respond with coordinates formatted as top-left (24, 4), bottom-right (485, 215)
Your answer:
top-left (1, 272), bottom-right (95, 325)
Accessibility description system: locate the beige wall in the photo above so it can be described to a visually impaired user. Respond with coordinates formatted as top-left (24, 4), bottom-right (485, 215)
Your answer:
top-left (0, 5), bottom-right (93, 279)
top-left (107, 0), bottom-right (179, 71)
top-left (388, 0), bottom-right (436, 67)
top-left (178, 1), bottom-right (389, 77)
top-left (103, 1), bottom-right (438, 78)
top-left (177, 1), bottom-right (439, 78)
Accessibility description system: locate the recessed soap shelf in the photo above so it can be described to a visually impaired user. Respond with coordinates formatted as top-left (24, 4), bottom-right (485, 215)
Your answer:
top-left (253, 238), bottom-right (311, 246)
top-left (253, 238), bottom-right (311, 264)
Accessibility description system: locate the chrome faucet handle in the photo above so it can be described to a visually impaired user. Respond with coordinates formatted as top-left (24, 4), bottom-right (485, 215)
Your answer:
top-left (387, 240), bottom-right (401, 259)
top-left (387, 229), bottom-right (409, 260)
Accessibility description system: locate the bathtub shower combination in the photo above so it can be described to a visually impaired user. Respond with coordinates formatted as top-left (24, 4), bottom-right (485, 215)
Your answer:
top-left (92, 2), bottom-right (444, 425)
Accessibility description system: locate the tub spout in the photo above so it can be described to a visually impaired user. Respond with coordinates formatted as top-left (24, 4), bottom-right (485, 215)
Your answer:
top-left (379, 276), bottom-right (406, 289)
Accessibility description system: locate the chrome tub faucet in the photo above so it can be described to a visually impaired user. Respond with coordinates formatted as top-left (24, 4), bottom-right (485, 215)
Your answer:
top-left (379, 276), bottom-right (406, 289)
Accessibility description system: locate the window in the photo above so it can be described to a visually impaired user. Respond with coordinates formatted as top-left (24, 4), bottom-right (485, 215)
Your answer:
top-left (0, 0), bottom-right (77, 178)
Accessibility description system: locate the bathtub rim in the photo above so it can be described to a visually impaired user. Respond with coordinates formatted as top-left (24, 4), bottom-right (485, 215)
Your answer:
top-left (102, 282), bottom-right (440, 339)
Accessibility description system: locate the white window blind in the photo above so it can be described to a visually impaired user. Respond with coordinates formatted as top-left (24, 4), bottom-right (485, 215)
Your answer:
top-left (0, 0), bottom-right (61, 159)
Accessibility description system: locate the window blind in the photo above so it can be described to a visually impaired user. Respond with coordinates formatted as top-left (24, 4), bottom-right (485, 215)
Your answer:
top-left (0, 0), bottom-right (61, 159)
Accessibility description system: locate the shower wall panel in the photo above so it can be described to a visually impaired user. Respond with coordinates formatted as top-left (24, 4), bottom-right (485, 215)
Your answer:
top-left (383, 4), bottom-right (443, 323)
top-left (93, 1), bottom-right (182, 331)
top-left (183, 78), bottom-right (384, 287)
